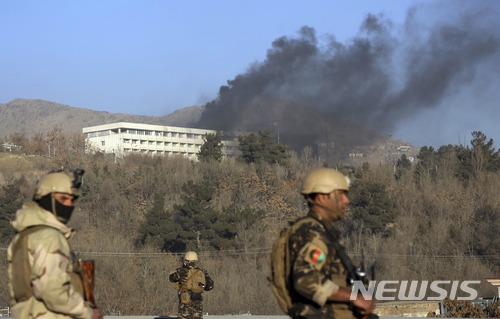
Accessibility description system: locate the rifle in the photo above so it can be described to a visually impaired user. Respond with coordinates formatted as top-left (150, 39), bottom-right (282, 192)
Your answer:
top-left (79, 260), bottom-right (97, 308)
top-left (321, 223), bottom-right (378, 319)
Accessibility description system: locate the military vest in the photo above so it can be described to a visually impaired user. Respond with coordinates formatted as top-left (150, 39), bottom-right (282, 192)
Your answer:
top-left (175, 268), bottom-right (206, 294)
top-left (10, 225), bottom-right (84, 303)
top-left (290, 215), bottom-right (356, 319)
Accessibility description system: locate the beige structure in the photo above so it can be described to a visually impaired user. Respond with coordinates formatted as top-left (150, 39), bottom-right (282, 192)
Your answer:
top-left (374, 301), bottom-right (441, 317)
top-left (83, 122), bottom-right (240, 160)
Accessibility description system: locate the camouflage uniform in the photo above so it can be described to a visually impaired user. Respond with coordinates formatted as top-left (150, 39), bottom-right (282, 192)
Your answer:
top-left (169, 267), bottom-right (214, 319)
top-left (289, 210), bottom-right (355, 319)
top-left (7, 202), bottom-right (93, 319)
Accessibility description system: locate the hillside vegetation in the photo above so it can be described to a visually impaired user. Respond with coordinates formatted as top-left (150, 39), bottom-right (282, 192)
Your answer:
top-left (0, 130), bottom-right (499, 316)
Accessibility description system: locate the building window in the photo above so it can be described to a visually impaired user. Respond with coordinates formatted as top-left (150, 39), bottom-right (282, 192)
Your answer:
top-left (141, 140), bottom-right (146, 145)
top-left (98, 131), bottom-right (110, 137)
top-left (124, 139), bottom-right (130, 144)
top-left (101, 141), bottom-right (105, 146)
top-left (88, 132), bottom-right (98, 138)
top-left (187, 134), bottom-right (193, 139)
top-left (132, 139), bottom-right (138, 144)
top-left (149, 141), bottom-right (154, 145)
top-left (156, 141), bottom-right (162, 145)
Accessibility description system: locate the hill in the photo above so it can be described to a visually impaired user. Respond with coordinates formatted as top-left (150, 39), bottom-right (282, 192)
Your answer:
top-left (0, 99), bottom-right (204, 137)
top-left (0, 98), bottom-right (417, 164)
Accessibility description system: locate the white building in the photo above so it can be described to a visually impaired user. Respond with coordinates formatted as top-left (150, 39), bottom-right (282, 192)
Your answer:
top-left (82, 122), bottom-right (240, 160)
top-left (2, 142), bottom-right (22, 152)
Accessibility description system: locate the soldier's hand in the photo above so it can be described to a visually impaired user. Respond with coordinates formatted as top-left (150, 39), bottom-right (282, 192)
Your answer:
top-left (352, 294), bottom-right (375, 315)
top-left (92, 308), bottom-right (104, 319)
top-left (179, 267), bottom-right (189, 282)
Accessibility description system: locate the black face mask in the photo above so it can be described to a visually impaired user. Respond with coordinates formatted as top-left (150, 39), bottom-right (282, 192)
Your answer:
top-left (37, 194), bottom-right (74, 224)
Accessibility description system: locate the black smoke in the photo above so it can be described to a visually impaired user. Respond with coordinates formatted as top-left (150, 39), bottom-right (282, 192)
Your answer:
top-left (198, 1), bottom-right (500, 135)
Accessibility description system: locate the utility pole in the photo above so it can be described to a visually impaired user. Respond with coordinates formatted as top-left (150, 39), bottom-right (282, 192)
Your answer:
top-left (273, 122), bottom-right (280, 143)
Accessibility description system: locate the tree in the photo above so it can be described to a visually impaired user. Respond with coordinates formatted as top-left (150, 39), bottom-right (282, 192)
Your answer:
top-left (139, 180), bottom-right (266, 252)
top-left (455, 131), bottom-right (500, 180)
top-left (238, 129), bottom-right (290, 164)
top-left (28, 131), bottom-right (47, 156)
top-left (197, 133), bottom-right (223, 162)
top-left (470, 131), bottom-right (500, 172)
top-left (138, 192), bottom-right (181, 252)
top-left (9, 132), bottom-right (29, 153)
top-left (397, 154), bottom-right (412, 170)
top-left (395, 154), bottom-right (412, 180)
top-left (349, 182), bottom-right (398, 235)
top-left (172, 181), bottom-right (218, 251)
top-left (0, 185), bottom-right (23, 243)
top-left (238, 132), bottom-right (260, 164)
top-left (212, 204), bottom-right (265, 250)
top-left (46, 126), bottom-right (87, 168)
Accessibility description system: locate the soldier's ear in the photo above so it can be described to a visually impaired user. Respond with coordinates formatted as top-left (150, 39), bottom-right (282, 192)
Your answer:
top-left (315, 193), bottom-right (330, 204)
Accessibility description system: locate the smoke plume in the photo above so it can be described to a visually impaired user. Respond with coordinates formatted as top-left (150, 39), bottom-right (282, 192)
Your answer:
top-left (198, 1), bottom-right (500, 136)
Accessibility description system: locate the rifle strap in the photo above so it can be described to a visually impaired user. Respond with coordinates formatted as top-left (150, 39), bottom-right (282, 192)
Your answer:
top-left (310, 217), bottom-right (378, 319)
top-left (185, 269), bottom-right (201, 283)
top-left (316, 219), bottom-right (358, 282)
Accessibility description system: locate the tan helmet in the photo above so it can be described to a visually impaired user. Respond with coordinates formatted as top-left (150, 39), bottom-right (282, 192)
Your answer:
top-left (185, 251), bottom-right (198, 262)
top-left (301, 168), bottom-right (350, 195)
top-left (33, 172), bottom-right (80, 200)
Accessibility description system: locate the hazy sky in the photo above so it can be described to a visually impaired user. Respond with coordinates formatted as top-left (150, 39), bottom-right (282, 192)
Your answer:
top-left (1, 0), bottom-right (499, 148)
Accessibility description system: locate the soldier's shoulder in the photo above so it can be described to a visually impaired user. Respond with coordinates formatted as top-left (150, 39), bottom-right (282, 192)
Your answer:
top-left (292, 218), bottom-right (324, 236)
top-left (29, 226), bottom-right (65, 240)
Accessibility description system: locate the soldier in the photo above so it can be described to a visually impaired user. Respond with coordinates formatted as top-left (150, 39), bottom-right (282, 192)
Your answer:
top-left (7, 170), bottom-right (103, 319)
top-left (289, 168), bottom-right (376, 319)
top-left (169, 251), bottom-right (214, 319)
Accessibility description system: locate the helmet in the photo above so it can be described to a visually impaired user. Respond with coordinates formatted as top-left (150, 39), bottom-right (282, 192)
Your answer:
top-left (33, 169), bottom-right (85, 224)
top-left (34, 172), bottom-right (80, 200)
top-left (185, 251), bottom-right (198, 261)
top-left (301, 168), bottom-right (350, 195)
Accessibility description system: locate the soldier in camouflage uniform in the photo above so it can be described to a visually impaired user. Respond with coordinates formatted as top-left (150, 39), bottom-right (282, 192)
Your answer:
top-left (7, 170), bottom-right (103, 319)
top-left (169, 251), bottom-right (214, 319)
top-left (288, 168), bottom-right (375, 319)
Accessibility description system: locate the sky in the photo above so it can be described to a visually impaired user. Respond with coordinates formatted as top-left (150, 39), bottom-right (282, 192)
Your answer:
top-left (1, 0), bottom-right (499, 148)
